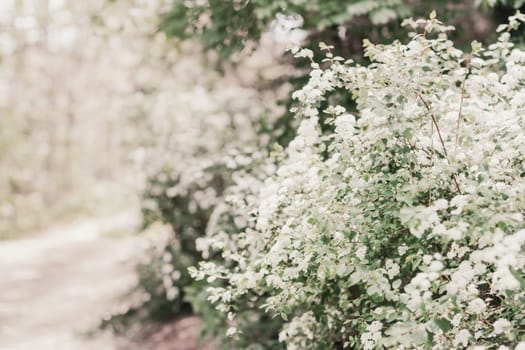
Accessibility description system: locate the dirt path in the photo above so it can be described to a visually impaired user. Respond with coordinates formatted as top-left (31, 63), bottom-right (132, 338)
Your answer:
top-left (0, 212), bottom-right (143, 350)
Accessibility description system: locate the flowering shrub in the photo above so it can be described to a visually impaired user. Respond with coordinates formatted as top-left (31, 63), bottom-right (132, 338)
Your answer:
top-left (193, 13), bottom-right (525, 349)
top-left (100, 224), bottom-right (194, 331)
top-left (101, 23), bottom-right (288, 333)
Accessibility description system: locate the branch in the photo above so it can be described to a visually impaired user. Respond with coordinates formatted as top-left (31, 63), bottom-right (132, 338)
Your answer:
top-left (416, 92), bottom-right (461, 194)
top-left (455, 57), bottom-right (470, 151)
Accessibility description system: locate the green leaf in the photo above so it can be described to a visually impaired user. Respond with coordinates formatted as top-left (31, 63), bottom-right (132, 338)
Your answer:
top-left (434, 318), bottom-right (452, 332)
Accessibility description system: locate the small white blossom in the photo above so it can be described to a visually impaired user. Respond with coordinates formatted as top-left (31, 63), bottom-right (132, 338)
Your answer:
top-left (454, 329), bottom-right (471, 347)
top-left (493, 318), bottom-right (512, 335)
top-left (515, 342), bottom-right (525, 350)
top-left (467, 298), bottom-right (486, 314)
top-left (226, 327), bottom-right (237, 337)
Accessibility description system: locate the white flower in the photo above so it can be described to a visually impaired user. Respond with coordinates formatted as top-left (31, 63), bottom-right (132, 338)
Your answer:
top-left (398, 244), bottom-right (408, 255)
top-left (467, 298), bottom-right (486, 314)
top-left (434, 198), bottom-right (448, 210)
top-left (451, 314), bottom-right (462, 327)
top-left (356, 246), bottom-right (367, 260)
top-left (385, 259), bottom-right (400, 279)
top-left (226, 327), bottom-right (237, 337)
top-left (335, 114), bottom-right (356, 140)
top-left (361, 322), bottom-right (382, 350)
top-left (428, 260), bottom-right (444, 272)
top-left (515, 342), bottom-right (525, 350)
top-left (294, 48), bottom-right (314, 59)
top-left (367, 321), bottom-right (383, 333)
top-left (454, 329), bottom-right (471, 347)
top-left (493, 318), bottom-right (511, 335)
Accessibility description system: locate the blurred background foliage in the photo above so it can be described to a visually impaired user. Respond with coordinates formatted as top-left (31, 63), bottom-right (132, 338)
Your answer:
top-left (0, 0), bottom-right (149, 238)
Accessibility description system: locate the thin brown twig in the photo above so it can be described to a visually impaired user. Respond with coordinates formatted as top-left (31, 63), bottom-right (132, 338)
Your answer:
top-left (429, 119), bottom-right (434, 205)
top-left (416, 92), bottom-right (461, 194)
top-left (416, 93), bottom-right (449, 157)
top-left (455, 56), bottom-right (471, 152)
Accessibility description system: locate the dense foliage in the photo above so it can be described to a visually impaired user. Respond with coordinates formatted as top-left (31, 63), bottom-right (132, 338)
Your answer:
top-left (158, 0), bottom-right (525, 65)
top-left (100, 10), bottom-right (288, 332)
top-left (96, 1), bottom-right (525, 349)
top-left (158, 0), bottom-right (525, 148)
top-left (159, 0), bottom-right (411, 58)
top-left (193, 13), bottom-right (525, 349)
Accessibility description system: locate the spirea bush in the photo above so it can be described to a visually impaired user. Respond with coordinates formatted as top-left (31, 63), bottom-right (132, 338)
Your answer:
top-left (192, 13), bottom-right (525, 349)
top-left (100, 35), bottom-right (288, 333)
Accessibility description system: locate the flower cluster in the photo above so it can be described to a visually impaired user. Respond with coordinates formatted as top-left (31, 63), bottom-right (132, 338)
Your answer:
top-left (193, 13), bottom-right (525, 349)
